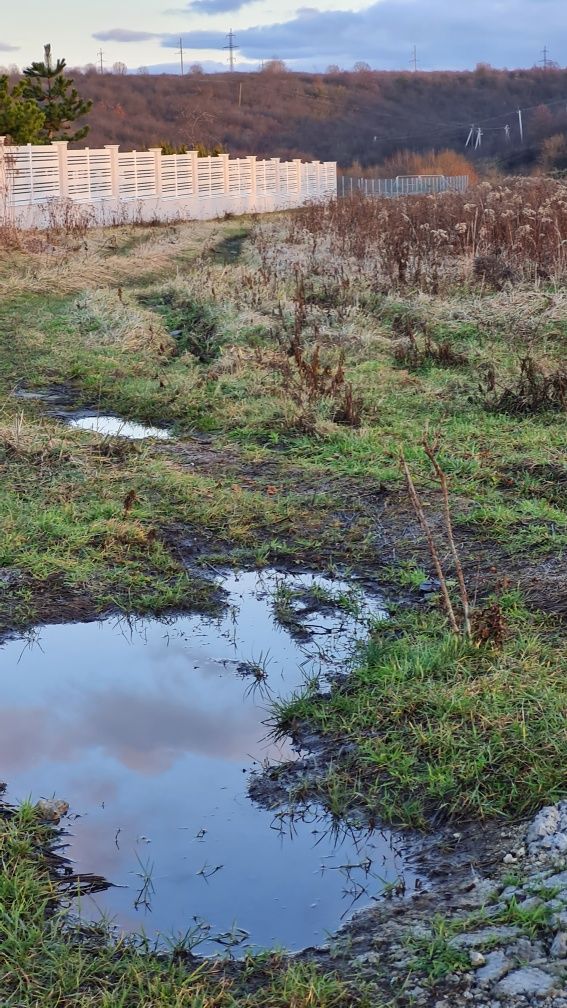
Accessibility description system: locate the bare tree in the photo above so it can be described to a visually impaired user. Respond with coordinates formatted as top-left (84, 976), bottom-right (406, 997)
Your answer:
top-left (259, 59), bottom-right (287, 74)
top-left (176, 106), bottom-right (220, 149)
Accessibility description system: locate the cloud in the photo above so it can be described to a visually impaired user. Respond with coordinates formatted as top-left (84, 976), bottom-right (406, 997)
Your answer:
top-left (185, 0), bottom-right (255, 11)
top-left (157, 0), bottom-right (567, 71)
top-left (165, 0), bottom-right (256, 13)
top-left (0, 42), bottom-right (19, 52)
top-left (93, 29), bottom-right (160, 43)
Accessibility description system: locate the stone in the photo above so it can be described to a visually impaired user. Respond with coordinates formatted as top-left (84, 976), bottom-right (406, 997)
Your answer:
top-left (551, 932), bottom-right (567, 958)
top-left (0, 567), bottom-right (23, 588)
top-left (449, 926), bottom-right (520, 949)
top-left (544, 872), bottom-right (567, 890)
top-left (408, 924), bottom-right (433, 939)
top-left (476, 951), bottom-right (512, 984)
top-left (544, 959), bottom-right (567, 977)
top-left (541, 834), bottom-right (567, 854)
top-left (34, 798), bottom-right (69, 823)
top-left (551, 911), bottom-right (567, 930)
top-left (470, 950), bottom-right (486, 967)
top-left (496, 967), bottom-right (555, 997)
top-left (353, 951), bottom-right (381, 966)
top-left (500, 886), bottom-right (520, 902)
top-left (503, 854), bottom-right (517, 865)
top-left (527, 807), bottom-right (561, 846)
top-left (513, 938), bottom-right (545, 962)
top-left (519, 896), bottom-right (544, 911)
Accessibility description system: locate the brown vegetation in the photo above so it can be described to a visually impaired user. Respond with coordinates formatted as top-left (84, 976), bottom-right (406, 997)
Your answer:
top-left (3, 65), bottom-right (567, 171)
top-left (291, 177), bottom-right (567, 288)
top-left (344, 149), bottom-right (479, 184)
top-left (479, 355), bottom-right (567, 415)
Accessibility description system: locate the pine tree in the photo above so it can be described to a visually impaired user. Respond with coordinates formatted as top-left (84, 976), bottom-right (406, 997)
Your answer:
top-left (0, 76), bottom-right (45, 143)
top-left (21, 45), bottom-right (92, 142)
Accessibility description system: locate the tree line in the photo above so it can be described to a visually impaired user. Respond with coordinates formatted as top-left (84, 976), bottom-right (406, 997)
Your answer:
top-left (2, 53), bottom-right (567, 175)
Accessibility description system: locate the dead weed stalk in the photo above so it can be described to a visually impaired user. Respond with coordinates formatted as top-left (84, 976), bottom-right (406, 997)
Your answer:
top-left (275, 340), bottom-right (362, 429)
top-left (400, 434), bottom-right (471, 638)
top-left (479, 355), bottom-right (567, 415)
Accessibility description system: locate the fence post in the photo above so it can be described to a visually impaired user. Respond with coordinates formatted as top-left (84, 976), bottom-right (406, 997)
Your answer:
top-left (105, 145), bottom-right (120, 199)
top-left (316, 161), bottom-right (323, 198)
top-left (271, 157), bottom-right (280, 194)
top-left (0, 136), bottom-right (7, 214)
top-left (247, 155), bottom-right (257, 201)
top-left (220, 152), bottom-right (230, 196)
top-left (53, 141), bottom-right (69, 200)
top-left (149, 147), bottom-right (163, 197)
top-left (189, 150), bottom-right (199, 195)
top-left (293, 158), bottom-right (302, 195)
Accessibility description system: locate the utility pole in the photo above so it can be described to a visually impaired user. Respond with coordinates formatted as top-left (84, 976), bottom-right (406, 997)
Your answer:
top-left (540, 45), bottom-right (550, 69)
top-left (177, 37), bottom-right (184, 76)
top-left (224, 29), bottom-right (238, 72)
top-left (97, 48), bottom-right (104, 74)
top-left (410, 44), bottom-right (418, 72)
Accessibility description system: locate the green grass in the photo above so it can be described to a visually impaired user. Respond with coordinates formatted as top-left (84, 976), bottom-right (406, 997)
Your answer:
top-left (0, 203), bottom-right (565, 1001)
top-left (0, 806), bottom-right (369, 1008)
top-left (273, 600), bottom-right (567, 827)
top-left (404, 896), bottom-right (554, 983)
top-left (0, 405), bottom-right (323, 627)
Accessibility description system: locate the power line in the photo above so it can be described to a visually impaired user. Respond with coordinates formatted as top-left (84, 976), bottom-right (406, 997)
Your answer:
top-left (164, 68), bottom-right (567, 148)
top-left (540, 45), bottom-right (551, 70)
top-left (224, 30), bottom-right (238, 73)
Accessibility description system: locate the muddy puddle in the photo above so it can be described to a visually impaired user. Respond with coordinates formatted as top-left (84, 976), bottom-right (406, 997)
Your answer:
top-left (1, 570), bottom-right (417, 953)
top-left (13, 387), bottom-right (171, 440)
top-left (67, 414), bottom-right (171, 440)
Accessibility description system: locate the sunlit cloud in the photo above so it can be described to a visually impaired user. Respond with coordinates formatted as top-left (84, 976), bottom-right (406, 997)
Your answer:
top-left (93, 29), bottom-right (161, 43)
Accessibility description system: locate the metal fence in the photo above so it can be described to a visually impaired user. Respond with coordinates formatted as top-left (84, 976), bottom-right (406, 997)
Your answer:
top-left (0, 138), bottom-right (337, 228)
top-left (338, 174), bottom-right (469, 198)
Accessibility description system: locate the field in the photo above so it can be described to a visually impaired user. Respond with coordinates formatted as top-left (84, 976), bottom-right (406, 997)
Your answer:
top-left (0, 177), bottom-right (565, 1005)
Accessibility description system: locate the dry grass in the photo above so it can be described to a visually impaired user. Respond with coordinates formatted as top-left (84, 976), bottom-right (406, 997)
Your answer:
top-left (68, 288), bottom-right (176, 355)
top-left (0, 218), bottom-right (231, 298)
top-left (286, 178), bottom-right (567, 290)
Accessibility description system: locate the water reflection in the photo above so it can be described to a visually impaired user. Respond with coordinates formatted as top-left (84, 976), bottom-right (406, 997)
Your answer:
top-left (68, 415), bottom-right (171, 440)
top-left (1, 570), bottom-right (416, 952)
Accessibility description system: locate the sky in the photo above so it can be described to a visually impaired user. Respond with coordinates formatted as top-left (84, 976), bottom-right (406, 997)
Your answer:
top-left (1, 0), bottom-right (566, 74)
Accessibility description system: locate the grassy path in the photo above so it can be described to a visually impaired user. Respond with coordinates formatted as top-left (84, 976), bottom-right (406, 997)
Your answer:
top-left (0, 185), bottom-right (565, 1003)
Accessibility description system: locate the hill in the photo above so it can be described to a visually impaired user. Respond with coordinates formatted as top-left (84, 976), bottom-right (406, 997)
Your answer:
top-left (40, 65), bottom-right (567, 171)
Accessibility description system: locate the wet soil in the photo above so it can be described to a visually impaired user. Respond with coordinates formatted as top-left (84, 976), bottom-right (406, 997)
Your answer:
top-left (14, 384), bottom-right (172, 440)
top-left (160, 437), bottom-right (567, 619)
top-left (294, 815), bottom-right (529, 1005)
top-left (3, 391), bottom-right (563, 998)
top-left (5, 384), bottom-right (565, 638)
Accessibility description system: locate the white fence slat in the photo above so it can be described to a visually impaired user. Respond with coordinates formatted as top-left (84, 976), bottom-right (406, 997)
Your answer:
top-left (0, 141), bottom-right (337, 227)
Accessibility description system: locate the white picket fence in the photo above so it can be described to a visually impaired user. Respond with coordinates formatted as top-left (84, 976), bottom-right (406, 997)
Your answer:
top-left (0, 139), bottom-right (337, 228)
top-left (338, 174), bottom-right (469, 198)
